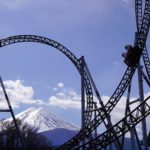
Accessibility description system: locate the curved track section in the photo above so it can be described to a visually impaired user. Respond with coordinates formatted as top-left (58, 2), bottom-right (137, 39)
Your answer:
top-left (58, 67), bottom-right (135, 149)
top-left (0, 35), bottom-right (94, 124)
top-left (0, 35), bottom-right (138, 150)
top-left (58, 1), bottom-right (150, 149)
top-left (142, 47), bottom-right (150, 80)
top-left (135, 0), bottom-right (142, 32)
top-left (0, 1), bottom-right (149, 150)
top-left (78, 95), bottom-right (150, 150)
top-left (1, 4), bottom-right (149, 147)
top-left (70, 1), bottom-right (150, 149)
top-left (135, 0), bottom-right (150, 80)
top-left (141, 1), bottom-right (150, 81)
top-left (0, 35), bottom-right (134, 150)
top-left (140, 3), bottom-right (150, 80)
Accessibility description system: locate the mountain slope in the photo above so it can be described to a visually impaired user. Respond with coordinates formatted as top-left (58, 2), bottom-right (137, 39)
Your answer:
top-left (40, 128), bottom-right (79, 146)
top-left (5, 107), bottom-right (79, 145)
top-left (11, 107), bottom-right (79, 133)
top-left (4, 108), bottom-right (150, 148)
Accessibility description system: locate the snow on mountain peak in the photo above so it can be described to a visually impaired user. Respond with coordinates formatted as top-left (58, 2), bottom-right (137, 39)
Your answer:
top-left (12, 107), bottom-right (80, 133)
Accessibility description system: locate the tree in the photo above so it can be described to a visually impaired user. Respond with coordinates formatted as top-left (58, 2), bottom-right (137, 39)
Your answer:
top-left (0, 119), bottom-right (54, 150)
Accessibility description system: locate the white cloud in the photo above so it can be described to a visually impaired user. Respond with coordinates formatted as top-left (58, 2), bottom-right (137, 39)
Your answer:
top-left (57, 82), bottom-right (64, 88)
top-left (0, 80), bottom-right (45, 109)
top-left (0, 79), bottom-right (149, 139)
top-left (49, 96), bottom-right (81, 109)
top-left (52, 82), bottom-right (64, 91)
top-left (49, 86), bottom-right (81, 109)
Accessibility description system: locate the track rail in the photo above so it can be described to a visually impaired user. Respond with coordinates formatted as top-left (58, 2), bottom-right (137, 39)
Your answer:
top-left (135, 0), bottom-right (150, 80)
top-left (78, 95), bottom-right (150, 150)
top-left (0, 1), bottom-right (149, 149)
top-left (57, 1), bottom-right (150, 149)
top-left (142, 47), bottom-right (150, 80)
top-left (141, 0), bottom-right (150, 80)
top-left (0, 34), bottom-right (137, 150)
top-left (135, 0), bottom-right (142, 32)
top-left (57, 67), bottom-right (135, 149)
top-left (56, 1), bottom-right (150, 149)
top-left (140, 1), bottom-right (150, 80)
top-left (67, 1), bottom-right (150, 149)
top-left (0, 35), bottom-right (94, 125)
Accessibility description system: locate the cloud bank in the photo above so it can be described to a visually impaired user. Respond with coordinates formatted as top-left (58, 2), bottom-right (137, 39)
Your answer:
top-left (49, 82), bottom-right (81, 109)
top-left (0, 80), bottom-right (44, 109)
top-left (0, 79), bottom-right (149, 139)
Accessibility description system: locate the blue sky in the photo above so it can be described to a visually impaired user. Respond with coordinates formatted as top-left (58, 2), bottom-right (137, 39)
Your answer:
top-left (0, 0), bottom-right (149, 137)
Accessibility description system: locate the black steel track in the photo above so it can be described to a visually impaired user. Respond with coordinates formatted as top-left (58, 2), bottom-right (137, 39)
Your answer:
top-left (57, 1), bottom-right (150, 149)
top-left (135, 0), bottom-right (150, 80)
top-left (0, 35), bottom-right (137, 150)
top-left (135, 0), bottom-right (142, 32)
top-left (67, 1), bottom-right (150, 149)
top-left (142, 47), bottom-right (150, 80)
top-left (58, 70), bottom-right (137, 149)
top-left (0, 35), bottom-right (94, 125)
top-left (78, 95), bottom-right (150, 150)
top-left (0, 1), bottom-right (149, 149)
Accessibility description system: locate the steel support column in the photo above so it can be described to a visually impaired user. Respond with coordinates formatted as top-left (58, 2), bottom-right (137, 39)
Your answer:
top-left (0, 76), bottom-right (26, 150)
top-left (81, 56), bottom-right (86, 148)
top-left (137, 64), bottom-right (148, 150)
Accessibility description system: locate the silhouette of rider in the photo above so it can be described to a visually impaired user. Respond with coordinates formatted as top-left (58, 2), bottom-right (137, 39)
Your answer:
top-left (122, 45), bottom-right (142, 67)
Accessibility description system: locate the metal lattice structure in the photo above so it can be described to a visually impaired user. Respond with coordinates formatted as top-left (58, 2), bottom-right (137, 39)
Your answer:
top-left (0, 0), bottom-right (150, 150)
top-left (0, 76), bottom-right (26, 150)
top-left (0, 35), bottom-right (96, 126)
top-left (57, 0), bottom-right (150, 149)
top-left (78, 95), bottom-right (150, 149)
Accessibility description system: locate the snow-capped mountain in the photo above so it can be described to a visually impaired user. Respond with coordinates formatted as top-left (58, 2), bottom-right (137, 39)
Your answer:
top-left (11, 107), bottom-right (79, 133)
top-left (4, 108), bottom-right (150, 148)
top-left (5, 107), bottom-right (80, 146)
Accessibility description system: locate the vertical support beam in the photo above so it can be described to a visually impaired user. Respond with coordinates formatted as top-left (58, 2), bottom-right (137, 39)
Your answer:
top-left (121, 83), bottom-right (131, 149)
top-left (137, 64), bottom-right (148, 150)
top-left (130, 128), bottom-right (136, 150)
top-left (81, 56), bottom-right (85, 129)
top-left (80, 56), bottom-right (85, 149)
top-left (93, 102), bottom-right (97, 138)
top-left (126, 83), bottom-right (136, 150)
top-left (83, 58), bottom-right (120, 150)
top-left (134, 127), bottom-right (142, 150)
top-left (0, 76), bottom-right (26, 150)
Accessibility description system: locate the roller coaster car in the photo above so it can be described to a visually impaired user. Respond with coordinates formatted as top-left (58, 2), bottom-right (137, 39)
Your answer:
top-left (123, 45), bottom-right (142, 67)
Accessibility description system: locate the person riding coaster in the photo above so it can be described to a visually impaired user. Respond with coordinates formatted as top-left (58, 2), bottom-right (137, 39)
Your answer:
top-left (122, 44), bottom-right (142, 67)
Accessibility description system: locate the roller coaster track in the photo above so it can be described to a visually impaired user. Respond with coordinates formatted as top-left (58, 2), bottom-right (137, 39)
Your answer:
top-left (78, 95), bottom-right (150, 150)
top-left (0, 34), bottom-right (136, 150)
top-left (57, 68), bottom-right (135, 150)
top-left (135, 0), bottom-right (143, 32)
top-left (72, 0), bottom-right (150, 149)
top-left (0, 37), bottom-right (137, 150)
top-left (142, 46), bottom-right (150, 81)
top-left (0, 1), bottom-right (149, 149)
top-left (0, 35), bottom-right (94, 125)
top-left (136, 0), bottom-right (150, 80)
top-left (55, 1), bottom-right (150, 149)
top-left (55, 1), bottom-right (150, 150)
